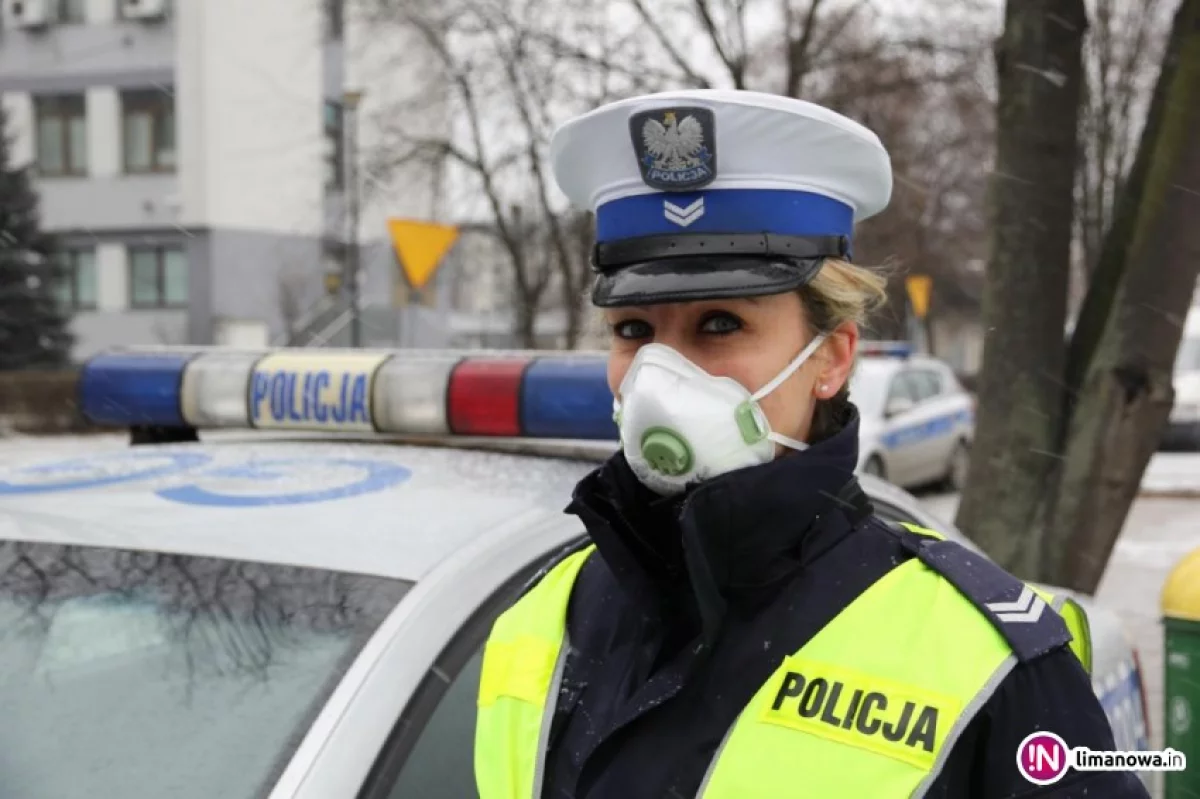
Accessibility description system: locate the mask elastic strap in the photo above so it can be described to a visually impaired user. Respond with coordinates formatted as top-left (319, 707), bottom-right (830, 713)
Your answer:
top-left (769, 431), bottom-right (810, 452)
top-left (750, 333), bottom-right (828, 402)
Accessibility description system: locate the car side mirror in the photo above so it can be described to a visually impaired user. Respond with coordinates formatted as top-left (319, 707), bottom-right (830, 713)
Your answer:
top-left (885, 397), bottom-right (914, 418)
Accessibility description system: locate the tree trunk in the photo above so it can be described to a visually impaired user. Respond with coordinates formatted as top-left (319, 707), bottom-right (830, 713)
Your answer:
top-left (562, 287), bottom-right (582, 350)
top-left (1063, 0), bottom-right (1189, 418)
top-left (954, 0), bottom-right (1088, 578)
top-left (515, 295), bottom-right (539, 349)
top-left (1033, 0), bottom-right (1200, 593)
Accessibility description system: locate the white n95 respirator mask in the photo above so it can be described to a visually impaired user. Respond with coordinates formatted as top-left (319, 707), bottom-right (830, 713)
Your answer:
top-left (613, 334), bottom-right (827, 496)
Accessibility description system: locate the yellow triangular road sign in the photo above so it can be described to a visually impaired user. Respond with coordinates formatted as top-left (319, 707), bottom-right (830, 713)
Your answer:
top-left (387, 219), bottom-right (459, 290)
top-left (906, 274), bottom-right (933, 320)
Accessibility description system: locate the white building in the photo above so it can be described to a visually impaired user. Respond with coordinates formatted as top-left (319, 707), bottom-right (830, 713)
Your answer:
top-left (0, 0), bottom-right (596, 359)
top-left (0, 0), bottom-right (352, 358)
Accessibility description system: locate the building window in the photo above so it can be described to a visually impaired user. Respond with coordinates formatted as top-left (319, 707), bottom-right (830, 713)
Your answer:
top-left (53, 248), bottom-right (97, 310)
top-left (57, 0), bottom-right (87, 23)
top-left (326, 0), bottom-right (343, 38)
top-left (122, 89), bottom-right (176, 173)
top-left (129, 246), bottom-right (187, 308)
top-left (324, 101), bottom-right (344, 191)
top-left (34, 95), bottom-right (88, 177)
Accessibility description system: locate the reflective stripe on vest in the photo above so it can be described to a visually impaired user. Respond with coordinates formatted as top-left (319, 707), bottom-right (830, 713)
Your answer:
top-left (897, 523), bottom-right (1093, 675)
top-left (475, 546), bottom-right (592, 799)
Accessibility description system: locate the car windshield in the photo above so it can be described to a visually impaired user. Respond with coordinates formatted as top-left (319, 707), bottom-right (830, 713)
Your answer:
top-left (0, 541), bottom-right (411, 799)
top-left (847, 359), bottom-right (894, 418)
top-left (1176, 335), bottom-right (1200, 374)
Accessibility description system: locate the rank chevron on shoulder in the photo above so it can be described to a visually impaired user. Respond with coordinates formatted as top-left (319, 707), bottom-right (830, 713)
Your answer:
top-left (986, 586), bottom-right (1047, 625)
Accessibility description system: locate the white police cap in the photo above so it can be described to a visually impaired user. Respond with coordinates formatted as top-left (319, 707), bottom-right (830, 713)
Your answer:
top-left (550, 89), bottom-right (893, 307)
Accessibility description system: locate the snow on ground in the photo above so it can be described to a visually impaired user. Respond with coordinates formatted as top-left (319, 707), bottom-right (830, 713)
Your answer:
top-left (1142, 452), bottom-right (1200, 496)
top-left (1096, 498), bottom-right (1200, 755)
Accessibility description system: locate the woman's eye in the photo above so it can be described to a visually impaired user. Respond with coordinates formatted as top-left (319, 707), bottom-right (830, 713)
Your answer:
top-left (700, 313), bottom-right (743, 335)
top-left (612, 319), bottom-right (652, 339)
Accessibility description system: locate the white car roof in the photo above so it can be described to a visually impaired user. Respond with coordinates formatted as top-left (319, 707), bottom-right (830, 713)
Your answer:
top-left (0, 438), bottom-right (598, 583)
top-left (0, 434), bottom-right (975, 579)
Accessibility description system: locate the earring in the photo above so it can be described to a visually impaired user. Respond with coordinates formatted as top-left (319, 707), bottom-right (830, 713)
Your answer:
top-left (819, 383), bottom-right (830, 397)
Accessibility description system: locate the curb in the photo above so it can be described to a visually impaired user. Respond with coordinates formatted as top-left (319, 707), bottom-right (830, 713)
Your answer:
top-left (1138, 488), bottom-right (1200, 500)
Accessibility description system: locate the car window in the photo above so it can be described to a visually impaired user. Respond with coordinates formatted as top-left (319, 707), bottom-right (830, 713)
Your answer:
top-left (363, 542), bottom-right (587, 799)
top-left (887, 372), bottom-right (918, 404)
top-left (383, 651), bottom-right (483, 799)
top-left (910, 369), bottom-right (942, 401)
top-left (939, 368), bottom-right (963, 395)
top-left (0, 541), bottom-right (411, 799)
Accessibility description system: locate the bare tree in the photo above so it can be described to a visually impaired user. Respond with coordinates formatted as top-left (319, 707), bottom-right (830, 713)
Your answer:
top-left (959, 0), bottom-right (1200, 593)
top-left (613, 0), bottom-right (999, 342)
top-left (354, 0), bottom-right (660, 348)
top-left (354, 0), bottom-right (1003, 349)
top-left (956, 0), bottom-right (1089, 580)
top-left (1075, 0), bottom-right (1172, 285)
top-left (1040, 0), bottom-right (1200, 591)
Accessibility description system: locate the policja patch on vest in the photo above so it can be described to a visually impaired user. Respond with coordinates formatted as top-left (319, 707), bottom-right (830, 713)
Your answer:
top-left (628, 106), bottom-right (717, 191)
top-left (760, 656), bottom-right (963, 770)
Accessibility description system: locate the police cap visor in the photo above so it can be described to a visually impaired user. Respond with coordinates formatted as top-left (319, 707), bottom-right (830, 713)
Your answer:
top-left (591, 256), bottom-right (825, 308)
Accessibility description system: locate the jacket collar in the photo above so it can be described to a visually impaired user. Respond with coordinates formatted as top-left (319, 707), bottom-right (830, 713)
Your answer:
top-left (565, 402), bottom-right (866, 645)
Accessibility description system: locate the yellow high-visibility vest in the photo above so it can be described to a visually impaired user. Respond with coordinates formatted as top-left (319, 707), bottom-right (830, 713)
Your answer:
top-left (475, 524), bottom-right (1093, 798)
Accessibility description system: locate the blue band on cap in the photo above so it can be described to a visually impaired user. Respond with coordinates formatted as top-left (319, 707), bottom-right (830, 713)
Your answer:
top-left (595, 189), bottom-right (854, 243)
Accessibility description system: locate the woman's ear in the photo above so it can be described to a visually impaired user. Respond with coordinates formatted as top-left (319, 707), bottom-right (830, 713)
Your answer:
top-left (818, 321), bottom-right (859, 394)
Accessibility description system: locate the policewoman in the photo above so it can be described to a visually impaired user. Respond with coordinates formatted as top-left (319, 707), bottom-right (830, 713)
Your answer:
top-left (475, 91), bottom-right (1149, 798)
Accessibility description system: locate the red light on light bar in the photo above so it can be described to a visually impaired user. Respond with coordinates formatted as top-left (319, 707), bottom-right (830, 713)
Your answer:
top-left (447, 358), bottom-right (530, 436)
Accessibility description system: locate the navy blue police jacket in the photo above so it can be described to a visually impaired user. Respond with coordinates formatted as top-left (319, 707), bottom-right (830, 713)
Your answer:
top-left (538, 403), bottom-right (1150, 799)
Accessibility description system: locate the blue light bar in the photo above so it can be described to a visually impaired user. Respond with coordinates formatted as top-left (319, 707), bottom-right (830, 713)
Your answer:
top-left (520, 356), bottom-right (618, 439)
top-left (79, 351), bottom-right (195, 427)
top-left (859, 341), bottom-right (912, 358)
top-left (79, 347), bottom-right (628, 442)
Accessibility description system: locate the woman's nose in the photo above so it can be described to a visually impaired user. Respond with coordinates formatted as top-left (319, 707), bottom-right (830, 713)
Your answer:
top-left (649, 327), bottom-right (693, 356)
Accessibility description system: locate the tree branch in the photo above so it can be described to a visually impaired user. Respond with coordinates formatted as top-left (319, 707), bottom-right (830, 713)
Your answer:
top-left (785, 0), bottom-right (829, 97)
top-left (692, 0), bottom-right (745, 87)
top-left (627, 0), bottom-right (713, 88)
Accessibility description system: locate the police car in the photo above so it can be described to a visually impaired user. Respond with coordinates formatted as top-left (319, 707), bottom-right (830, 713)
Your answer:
top-left (850, 342), bottom-right (976, 491)
top-left (0, 347), bottom-right (1150, 798)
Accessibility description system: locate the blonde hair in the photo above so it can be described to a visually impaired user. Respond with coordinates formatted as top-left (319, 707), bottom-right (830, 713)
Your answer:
top-left (801, 258), bottom-right (890, 440)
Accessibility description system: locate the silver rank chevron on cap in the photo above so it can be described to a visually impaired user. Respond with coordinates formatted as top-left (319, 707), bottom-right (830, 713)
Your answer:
top-left (985, 586), bottom-right (1047, 624)
top-left (663, 198), bottom-right (705, 227)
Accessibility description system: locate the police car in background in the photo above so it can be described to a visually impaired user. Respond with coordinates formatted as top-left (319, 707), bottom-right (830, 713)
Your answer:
top-left (0, 347), bottom-right (1150, 799)
top-left (850, 342), bottom-right (976, 492)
